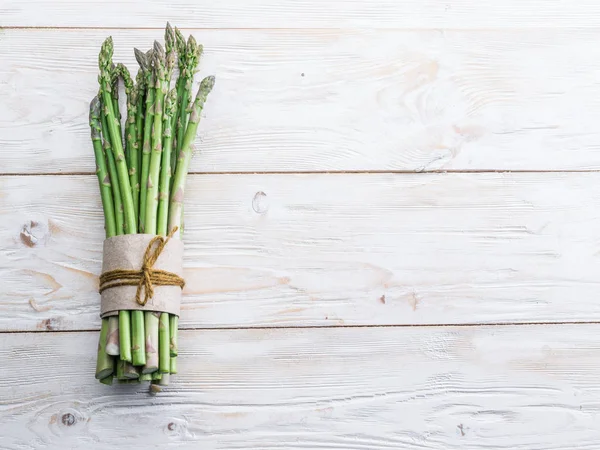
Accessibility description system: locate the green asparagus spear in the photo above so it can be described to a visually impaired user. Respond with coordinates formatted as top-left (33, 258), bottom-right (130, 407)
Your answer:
top-left (119, 309), bottom-right (132, 362)
top-left (169, 314), bottom-right (178, 356)
top-left (157, 89), bottom-right (177, 236)
top-left (99, 37), bottom-right (137, 235)
top-left (176, 36), bottom-right (203, 157)
top-left (95, 318), bottom-right (114, 379)
top-left (145, 41), bottom-right (167, 235)
top-left (118, 63), bottom-right (140, 221)
top-left (91, 96), bottom-right (118, 382)
top-left (158, 312), bottom-right (170, 373)
top-left (110, 65), bottom-right (123, 150)
top-left (105, 315), bottom-right (120, 356)
top-left (135, 69), bottom-right (146, 186)
top-left (139, 372), bottom-right (152, 382)
top-left (168, 76), bottom-right (215, 232)
top-left (123, 361), bottom-right (140, 379)
top-left (165, 23), bottom-right (176, 85)
top-left (116, 359), bottom-right (126, 380)
top-left (131, 309), bottom-right (146, 366)
top-left (171, 27), bottom-right (187, 177)
top-left (135, 48), bottom-right (154, 233)
top-left (99, 375), bottom-right (114, 385)
top-left (158, 372), bottom-right (169, 386)
top-left (99, 105), bottom-right (124, 235)
top-left (89, 96), bottom-right (116, 238)
top-left (143, 311), bottom-right (160, 374)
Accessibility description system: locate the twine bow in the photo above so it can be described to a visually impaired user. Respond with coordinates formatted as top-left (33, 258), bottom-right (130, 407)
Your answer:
top-left (99, 227), bottom-right (185, 306)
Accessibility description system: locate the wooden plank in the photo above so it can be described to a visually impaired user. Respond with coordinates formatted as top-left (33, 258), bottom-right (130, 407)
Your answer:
top-left (3, 0), bottom-right (600, 28)
top-left (3, 28), bottom-right (600, 174)
top-left (3, 173), bottom-right (600, 332)
top-left (2, 325), bottom-right (600, 448)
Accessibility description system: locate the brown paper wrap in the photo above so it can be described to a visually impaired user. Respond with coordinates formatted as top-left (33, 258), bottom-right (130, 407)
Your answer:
top-left (100, 234), bottom-right (184, 318)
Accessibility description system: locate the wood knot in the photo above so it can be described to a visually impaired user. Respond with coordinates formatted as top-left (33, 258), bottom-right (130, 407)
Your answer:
top-left (37, 317), bottom-right (60, 331)
top-left (164, 418), bottom-right (187, 436)
top-left (252, 191), bottom-right (269, 214)
top-left (20, 219), bottom-right (50, 248)
top-left (62, 413), bottom-right (76, 426)
top-left (52, 408), bottom-right (85, 434)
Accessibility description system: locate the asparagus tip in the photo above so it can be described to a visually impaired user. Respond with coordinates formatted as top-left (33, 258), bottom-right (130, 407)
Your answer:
top-left (134, 47), bottom-right (148, 69)
top-left (174, 27), bottom-right (186, 57)
top-left (201, 75), bottom-right (216, 92)
top-left (99, 37), bottom-right (114, 73)
top-left (89, 96), bottom-right (101, 123)
top-left (153, 40), bottom-right (165, 59)
top-left (165, 22), bottom-right (175, 46)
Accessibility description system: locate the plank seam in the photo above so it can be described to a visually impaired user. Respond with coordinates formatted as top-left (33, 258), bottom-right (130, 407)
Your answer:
top-left (3, 321), bottom-right (600, 334)
top-left (3, 26), bottom-right (599, 31)
top-left (3, 169), bottom-right (600, 177)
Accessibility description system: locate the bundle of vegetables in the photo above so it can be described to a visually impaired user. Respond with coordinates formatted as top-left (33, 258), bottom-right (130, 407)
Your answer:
top-left (90, 23), bottom-right (215, 388)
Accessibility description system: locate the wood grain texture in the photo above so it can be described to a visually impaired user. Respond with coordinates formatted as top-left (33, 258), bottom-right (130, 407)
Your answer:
top-left (2, 325), bottom-right (600, 449)
top-left (3, 0), bottom-right (600, 28)
top-left (3, 173), bottom-right (600, 332)
top-left (4, 28), bottom-right (600, 174)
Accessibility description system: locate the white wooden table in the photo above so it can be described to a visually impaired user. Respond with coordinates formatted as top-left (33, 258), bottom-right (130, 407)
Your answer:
top-left (2, 1), bottom-right (600, 448)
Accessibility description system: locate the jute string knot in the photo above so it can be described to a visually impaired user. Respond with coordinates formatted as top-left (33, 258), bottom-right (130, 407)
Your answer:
top-left (99, 227), bottom-right (185, 306)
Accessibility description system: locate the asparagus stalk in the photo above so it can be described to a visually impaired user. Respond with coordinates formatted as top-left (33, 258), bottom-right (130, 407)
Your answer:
top-left (171, 27), bottom-right (187, 177)
top-left (99, 37), bottom-right (137, 235)
top-left (99, 375), bottom-right (114, 385)
top-left (168, 76), bottom-right (215, 232)
top-left (135, 69), bottom-right (146, 187)
top-left (136, 48), bottom-right (154, 233)
top-left (131, 309), bottom-right (146, 366)
top-left (143, 311), bottom-right (160, 374)
top-left (118, 63), bottom-right (140, 221)
top-left (169, 314), bottom-right (178, 356)
top-left (152, 371), bottom-right (163, 381)
top-left (95, 318), bottom-right (114, 379)
top-left (105, 315), bottom-right (120, 356)
top-left (123, 362), bottom-right (140, 379)
top-left (89, 97), bottom-right (117, 238)
top-left (160, 27), bottom-right (181, 374)
top-left (116, 359), bottom-right (126, 380)
top-left (119, 310), bottom-right (132, 362)
top-left (139, 373), bottom-right (152, 382)
top-left (145, 41), bottom-right (167, 235)
top-left (91, 97), bottom-right (118, 381)
top-left (165, 23), bottom-right (176, 87)
top-left (158, 312), bottom-right (170, 373)
top-left (110, 65), bottom-right (123, 149)
top-left (170, 357), bottom-right (177, 374)
top-left (140, 47), bottom-right (162, 380)
top-left (157, 89), bottom-right (177, 236)
top-left (161, 23), bottom-right (177, 195)
top-left (99, 106), bottom-right (124, 235)
top-left (176, 36), bottom-right (203, 157)
top-left (118, 63), bottom-right (147, 366)
top-left (158, 372), bottom-right (170, 386)
top-left (100, 40), bottom-right (139, 364)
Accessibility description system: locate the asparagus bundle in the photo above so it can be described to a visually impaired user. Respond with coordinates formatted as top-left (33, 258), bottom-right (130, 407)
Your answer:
top-left (91, 23), bottom-right (215, 388)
